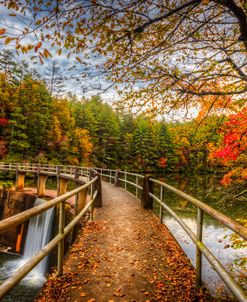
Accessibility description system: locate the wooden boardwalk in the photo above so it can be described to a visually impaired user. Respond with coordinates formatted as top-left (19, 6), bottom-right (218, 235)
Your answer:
top-left (36, 182), bottom-right (209, 302)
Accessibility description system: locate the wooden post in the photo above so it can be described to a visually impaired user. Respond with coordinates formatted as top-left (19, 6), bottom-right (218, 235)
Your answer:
top-left (16, 171), bottom-right (26, 191)
top-left (94, 173), bottom-right (102, 208)
top-left (56, 166), bottom-right (61, 197)
top-left (159, 186), bottom-right (163, 223)
top-left (74, 167), bottom-right (79, 180)
top-left (89, 169), bottom-right (95, 181)
top-left (90, 183), bottom-right (93, 221)
top-left (37, 174), bottom-right (48, 197)
top-left (89, 170), bottom-right (102, 207)
top-left (141, 175), bottom-right (153, 209)
top-left (57, 200), bottom-right (65, 275)
top-left (115, 170), bottom-right (120, 187)
top-left (196, 208), bottom-right (203, 288)
top-left (135, 175), bottom-right (138, 197)
top-left (77, 188), bottom-right (88, 212)
top-left (74, 167), bottom-right (79, 214)
top-left (57, 177), bottom-right (69, 196)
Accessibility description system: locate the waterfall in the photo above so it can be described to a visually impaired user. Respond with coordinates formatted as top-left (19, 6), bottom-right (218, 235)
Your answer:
top-left (23, 198), bottom-right (54, 277)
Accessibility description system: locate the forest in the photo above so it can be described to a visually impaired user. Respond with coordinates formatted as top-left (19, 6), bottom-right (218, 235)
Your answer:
top-left (0, 0), bottom-right (246, 187)
top-left (0, 1), bottom-right (246, 301)
top-left (0, 49), bottom-right (246, 186)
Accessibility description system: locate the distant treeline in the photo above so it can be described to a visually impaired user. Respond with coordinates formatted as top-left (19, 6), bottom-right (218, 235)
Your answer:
top-left (0, 50), bottom-right (234, 174)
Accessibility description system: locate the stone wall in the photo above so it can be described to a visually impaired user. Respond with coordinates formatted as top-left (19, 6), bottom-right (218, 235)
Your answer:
top-left (0, 190), bottom-right (36, 253)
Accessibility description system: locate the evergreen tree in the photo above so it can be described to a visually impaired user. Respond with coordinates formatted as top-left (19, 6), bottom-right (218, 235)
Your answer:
top-left (9, 76), bottom-right (52, 158)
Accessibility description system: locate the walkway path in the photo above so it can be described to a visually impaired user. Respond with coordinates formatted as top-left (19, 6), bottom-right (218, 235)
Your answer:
top-left (36, 182), bottom-right (210, 302)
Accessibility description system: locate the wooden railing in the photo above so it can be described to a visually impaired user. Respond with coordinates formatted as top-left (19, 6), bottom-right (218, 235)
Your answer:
top-left (0, 164), bottom-right (246, 301)
top-left (95, 168), bottom-right (247, 302)
top-left (0, 162), bottom-right (91, 181)
top-left (0, 163), bottom-right (101, 300)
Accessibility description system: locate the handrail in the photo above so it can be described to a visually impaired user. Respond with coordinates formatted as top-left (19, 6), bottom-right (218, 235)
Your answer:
top-left (0, 177), bottom-right (97, 232)
top-left (0, 163), bottom-right (246, 301)
top-left (119, 170), bottom-right (144, 178)
top-left (148, 180), bottom-right (247, 302)
top-left (0, 189), bottom-right (98, 300)
top-left (0, 163), bottom-right (100, 300)
top-left (149, 192), bottom-right (246, 302)
top-left (150, 178), bottom-right (247, 240)
top-left (88, 167), bottom-right (247, 302)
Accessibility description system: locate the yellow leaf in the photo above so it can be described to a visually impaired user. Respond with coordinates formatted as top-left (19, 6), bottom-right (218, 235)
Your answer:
top-left (56, 49), bottom-right (62, 55)
top-left (0, 28), bottom-right (6, 35)
top-left (34, 41), bottom-right (42, 52)
top-left (43, 48), bottom-right (52, 58)
top-left (35, 20), bottom-right (42, 25)
top-left (5, 37), bottom-right (14, 45)
top-left (76, 56), bottom-right (82, 63)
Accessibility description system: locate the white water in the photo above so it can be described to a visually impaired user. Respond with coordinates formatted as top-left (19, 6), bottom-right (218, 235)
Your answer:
top-left (0, 198), bottom-right (54, 286)
top-left (23, 198), bottom-right (54, 278)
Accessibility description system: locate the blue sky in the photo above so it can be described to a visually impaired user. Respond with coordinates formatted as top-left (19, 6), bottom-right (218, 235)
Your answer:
top-left (0, 3), bottom-right (198, 120)
top-left (0, 4), bottom-right (120, 102)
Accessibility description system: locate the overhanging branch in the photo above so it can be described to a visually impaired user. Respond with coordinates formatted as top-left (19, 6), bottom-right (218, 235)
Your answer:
top-left (178, 86), bottom-right (247, 96)
top-left (116, 0), bottom-right (200, 42)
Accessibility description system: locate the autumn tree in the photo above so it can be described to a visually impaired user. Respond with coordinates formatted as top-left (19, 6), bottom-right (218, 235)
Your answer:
top-left (157, 122), bottom-right (176, 170)
top-left (132, 117), bottom-right (159, 170)
top-left (1, 0), bottom-right (246, 114)
top-left (212, 105), bottom-right (247, 184)
top-left (68, 128), bottom-right (93, 165)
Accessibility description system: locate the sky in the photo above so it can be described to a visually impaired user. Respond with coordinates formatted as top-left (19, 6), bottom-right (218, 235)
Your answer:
top-left (0, 3), bottom-right (198, 121)
top-left (0, 4), bottom-right (120, 102)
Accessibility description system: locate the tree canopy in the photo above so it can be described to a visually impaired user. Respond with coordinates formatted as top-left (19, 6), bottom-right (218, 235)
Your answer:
top-left (0, 0), bottom-right (246, 113)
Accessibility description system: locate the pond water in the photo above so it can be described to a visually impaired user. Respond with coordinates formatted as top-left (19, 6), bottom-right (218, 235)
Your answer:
top-left (0, 253), bottom-right (44, 302)
top-left (152, 173), bottom-right (247, 300)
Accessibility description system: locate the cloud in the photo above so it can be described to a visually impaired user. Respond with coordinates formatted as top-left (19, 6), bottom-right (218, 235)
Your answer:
top-left (0, 9), bottom-right (119, 103)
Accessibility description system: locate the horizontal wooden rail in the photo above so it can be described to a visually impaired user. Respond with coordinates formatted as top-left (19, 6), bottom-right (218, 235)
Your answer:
top-left (0, 163), bottom-right (246, 301)
top-left (150, 178), bottom-right (247, 240)
top-left (149, 179), bottom-right (247, 302)
top-left (119, 170), bottom-right (144, 178)
top-left (90, 167), bottom-right (247, 302)
top-left (0, 191), bottom-right (97, 300)
top-left (149, 192), bottom-right (247, 302)
top-left (118, 178), bottom-right (142, 190)
top-left (0, 177), bottom-right (97, 232)
top-left (0, 163), bottom-right (100, 300)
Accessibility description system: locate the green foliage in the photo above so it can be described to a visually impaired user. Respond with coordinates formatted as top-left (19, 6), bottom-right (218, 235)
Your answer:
top-left (225, 219), bottom-right (247, 249)
top-left (1, 180), bottom-right (13, 190)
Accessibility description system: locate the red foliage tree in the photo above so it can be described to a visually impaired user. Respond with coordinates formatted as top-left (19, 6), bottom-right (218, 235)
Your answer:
top-left (213, 106), bottom-right (247, 185)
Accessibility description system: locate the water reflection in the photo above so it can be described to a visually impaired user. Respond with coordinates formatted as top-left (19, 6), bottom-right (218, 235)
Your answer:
top-left (155, 174), bottom-right (247, 300)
